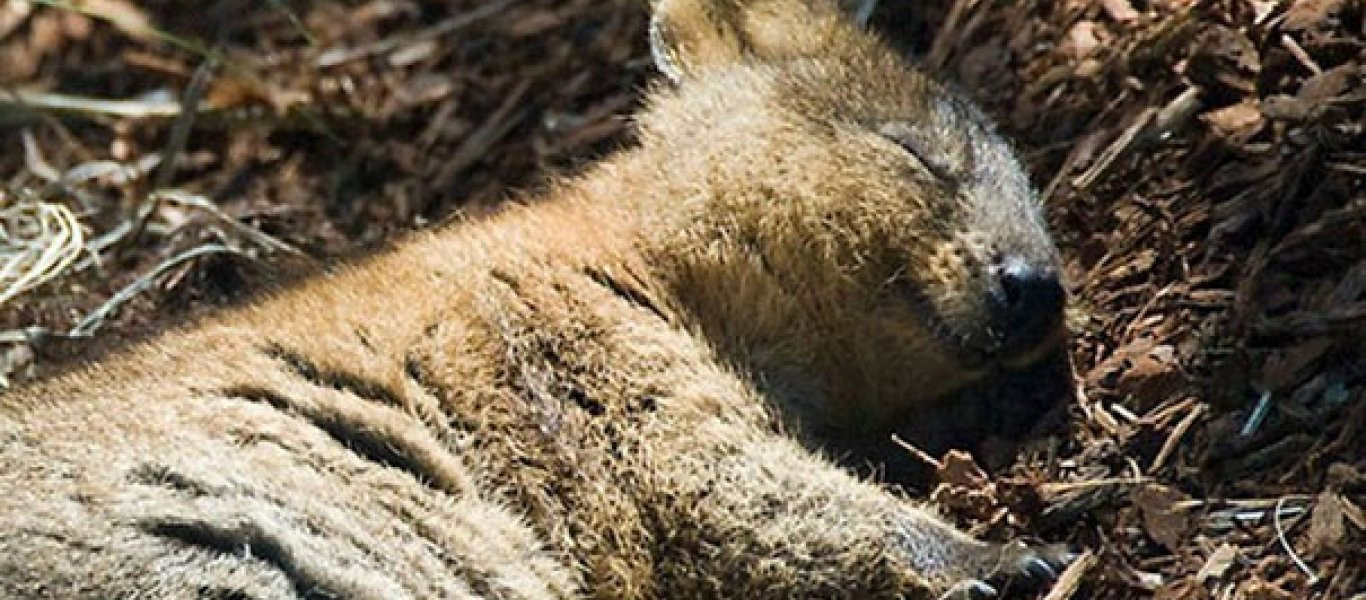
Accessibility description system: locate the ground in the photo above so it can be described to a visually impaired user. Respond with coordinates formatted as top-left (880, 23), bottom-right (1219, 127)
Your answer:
top-left (0, 0), bottom-right (1361, 598)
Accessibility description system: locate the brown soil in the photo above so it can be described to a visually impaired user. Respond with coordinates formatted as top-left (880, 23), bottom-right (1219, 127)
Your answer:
top-left (1, 0), bottom-right (1361, 597)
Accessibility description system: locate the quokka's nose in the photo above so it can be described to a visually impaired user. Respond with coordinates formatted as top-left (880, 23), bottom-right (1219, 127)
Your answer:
top-left (995, 257), bottom-right (1065, 355)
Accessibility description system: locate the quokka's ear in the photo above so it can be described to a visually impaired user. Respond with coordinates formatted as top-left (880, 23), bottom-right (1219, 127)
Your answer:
top-left (649, 0), bottom-right (875, 84)
top-left (649, 0), bottom-right (747, 84)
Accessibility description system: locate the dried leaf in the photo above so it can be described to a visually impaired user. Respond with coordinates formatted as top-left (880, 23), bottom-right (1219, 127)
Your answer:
top-left (1088, 336), bottom-right (1185, 406)
top-left (1132, 483), bottom-right (1192, 552)
top-left (1118, 343), bottom-right (1184, 404)
top-left (1101, 0), bottom-right (1141, 23)
top-left (1306, 491), bottom-right (1351, 556)
top-left (937, 450), bottom-right (991, 490)
top-left (1063, 21), bottom-right (1104, 59)
top-left (1260, 94), bottom-right (1323, 122)
top-left (1282, 0), bottom-right (1349, 33)
top-left (1298, 63), bottom-right (1360, 101)
top-left (1195, 543), bottom-right (1239, 582)
top-left (1187, 25), bottom-right (1260, 97)
top-left (929, 451), bottom-right (1003, 524)
top-left (1202, 100), bottom-right (1264, 143)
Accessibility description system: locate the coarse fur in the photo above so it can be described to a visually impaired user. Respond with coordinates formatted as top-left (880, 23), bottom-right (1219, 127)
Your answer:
top-left (0, 0), bottom-right (1070, 598)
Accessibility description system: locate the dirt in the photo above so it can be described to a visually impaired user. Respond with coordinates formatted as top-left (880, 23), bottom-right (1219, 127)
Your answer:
top-left (1, 0), bottom-right (1361, 597)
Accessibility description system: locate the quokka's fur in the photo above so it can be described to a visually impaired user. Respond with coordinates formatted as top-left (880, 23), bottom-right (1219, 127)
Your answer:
top-left (0, 0), bottom-right (1071, 597)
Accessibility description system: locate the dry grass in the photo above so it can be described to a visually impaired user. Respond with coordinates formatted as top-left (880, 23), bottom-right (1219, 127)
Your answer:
top-left (0, 190), bottom-right (84, 308)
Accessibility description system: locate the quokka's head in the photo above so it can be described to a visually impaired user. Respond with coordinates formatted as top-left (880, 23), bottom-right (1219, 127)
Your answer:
top-left (639, 0), bottom-right (1069, 451)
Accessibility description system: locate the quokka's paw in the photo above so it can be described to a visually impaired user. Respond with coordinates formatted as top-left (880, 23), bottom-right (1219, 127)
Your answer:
top-left (999, 540), bottom-right (1074, 582)
top-left (942, 541), bottom-right (1075, 599)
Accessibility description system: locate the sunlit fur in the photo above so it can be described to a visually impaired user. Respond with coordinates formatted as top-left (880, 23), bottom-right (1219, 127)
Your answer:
top-left (0, 0), bottom-right (1066, 597)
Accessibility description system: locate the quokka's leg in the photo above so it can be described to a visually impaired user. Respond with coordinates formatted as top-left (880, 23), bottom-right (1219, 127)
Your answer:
top-left (632, 416), bottom-right (1070, 598)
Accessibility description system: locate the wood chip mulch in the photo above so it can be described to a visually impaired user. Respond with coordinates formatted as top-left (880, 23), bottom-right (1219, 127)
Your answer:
top-left (0, 1), bottom-right (1361, 597)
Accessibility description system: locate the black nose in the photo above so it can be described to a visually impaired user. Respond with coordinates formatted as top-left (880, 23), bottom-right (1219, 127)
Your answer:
top-left (996, 258), bottom-right (1065, 355)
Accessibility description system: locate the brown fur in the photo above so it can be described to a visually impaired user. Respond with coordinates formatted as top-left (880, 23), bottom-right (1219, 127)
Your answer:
top-left (0, 1), bottom-right (1069, 597)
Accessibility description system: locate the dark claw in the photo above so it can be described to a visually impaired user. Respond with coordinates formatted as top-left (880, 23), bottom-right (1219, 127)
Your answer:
top-left (997, 541), bottom-right (1074, 585)
top-left (1020, 556), bottom-right (1059, 581)
top-left (967, 580), bottom-right (999, 599)
top-left (940, 579), bottom-right (998, 600)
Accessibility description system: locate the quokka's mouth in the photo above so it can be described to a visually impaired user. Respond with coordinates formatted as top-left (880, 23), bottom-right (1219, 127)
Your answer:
top-left (893, 276), bottom-right (1067, 370)
top-left (892, 277), bottom-right (996, 368)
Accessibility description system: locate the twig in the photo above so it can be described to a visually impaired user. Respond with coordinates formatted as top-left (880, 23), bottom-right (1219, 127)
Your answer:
top-left (60, 154), bottom-right (163, 187)
top-left (0, 88), bottom-right (344, 134)
top-left (1040, 477), bottom-right (1148, 495)
top-left (1042, 550), bottom-right (1097, 600)
top-left (434, 79), bottom-right (533, 188)
top-left (153, 190), bottom-right (305, 257)
top-left (154, 57), bottom-right (216, 192)
top-left (1149, 402), bottom-right (1204, 473)
top-left (1174, 496), bottom-right (1314, 511)
top-left (20, 129), bottom-right (60, 182)
top-left (1274, 496), bottom-right (1320, 585)
top-left (266, 0), bottom-right (316, 45)
top-left (1040, 85), bottom-right (1131, 204)
top-left (0, 330), bottom-right (30, 344)
top-left (1280, 34), bottom-right (1323, 75)
top-left (1151, 85), bottom-right (1203, 138)
top-left (316, 0), bottom-right (515, 68)
top-left (70, 244), bottom-right (239, 337)
top-left (32, 0), bottom-right (210, 55)
top-left (1109, 402), bottom-right (1140, 423)
top-left (1072, 108), bottom-right (1155, 191)
top-left (127, 56), bottom-right (218, 251)
top-left (1327, 161), bottom-right (1366, 175)
top-left (20, 129), bottom-right (63, 184)
top-left (2, 88), bottom-right (186, 119)
top-left (891, 433), bottom-right (942, 470)
top-left (1088, 398), bottom-right (1124, 436)
top-left (1120, 283), bottom-right (1178, 340)
top-left (1072, 86), bottom-right (1202, 191)
top-left (924, 0), bottom-right (978, 71)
